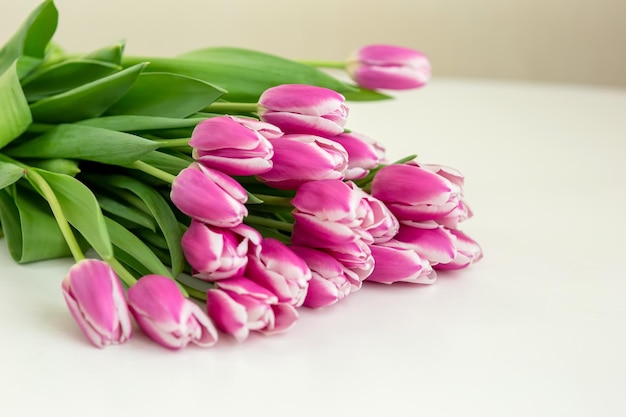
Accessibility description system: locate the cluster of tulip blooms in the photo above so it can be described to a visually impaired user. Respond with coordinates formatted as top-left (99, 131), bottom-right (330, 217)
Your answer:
top-left (1, 1), bottom-right (481, 350)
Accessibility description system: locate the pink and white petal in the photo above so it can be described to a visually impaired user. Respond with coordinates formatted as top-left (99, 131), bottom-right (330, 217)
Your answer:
top-left (206, 289), bottom-right (250, 342)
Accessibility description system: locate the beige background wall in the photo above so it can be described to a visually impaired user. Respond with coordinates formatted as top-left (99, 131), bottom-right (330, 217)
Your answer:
top-left (2, 0), bottom-right (625, 88)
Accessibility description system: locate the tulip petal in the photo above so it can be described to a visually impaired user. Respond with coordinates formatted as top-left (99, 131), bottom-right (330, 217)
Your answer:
top-left (206, 289), bottom-right (249, 342)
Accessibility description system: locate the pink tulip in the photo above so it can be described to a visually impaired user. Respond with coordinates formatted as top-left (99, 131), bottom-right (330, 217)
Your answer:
top-left (190, 115), bottom-right (277, 176)
top-left (291, 246), bottom-right (352, 308)
top-left (348, 182), bottom-right (399, 244)
top-left (182, 221), bottom-right (261, 281)
top-left (207, 277), bottom-right (298, 342)
top-left (127, 275), bottom-right (218, 349)
top-left (346, 44), bottom-right (431, 90)
top-left (246, 238), bottom-right (311, 307)
top-left (291, 179), bottom-right (376, 285)
top-left (291, 179), bottom-right (366, 246)
top-left (371, 163), bottom-right (461, 222)
top-left (170, 163), bottom-right (248, 227)
top-left (258, 84), bottom-right (348, 136)
top-left (61, 259), bottom-right (132, 348)
top-left (367, 242), bottom-right (437, 285)
top-left (434, 229), bottom-right (483, 270)
top-left (331, 132), bottom-right (384, 180)
top-left (392, 220), bottom-right (457, 265)
top-left (256, 134), bottom-right (348, 189)
top-left (437, 200), bottom-right (473, 229)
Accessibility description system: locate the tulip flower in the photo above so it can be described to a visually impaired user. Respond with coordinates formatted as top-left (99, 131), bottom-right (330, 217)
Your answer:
top-left (434, 229), bottom-right (483, 270)
top-left (246, 238), bottom-right (311, 307)
top-left (290, 246), bottom-right (352, 308)
top-left (190, 115), bottom-right (277, 176)
top-left (256, 134), bottom-right (348, 189)
top-left (127, 275), bottom-right (218, 349)
top-left (371, 163), bottom-right (460, 222)
top-left (331, 132), bottom-right (384, 180)
top-left (346, 44), bottom-right (431, 90)
top-left (347, 182), bottom-right (399, 244)
top-left (61, 259), bottom-right (132, 348)
top-left (392, 220), bottom-right (457, 265)
top-left (291, 179), bottom-right (367, 247)
top-left (207, 277), bottom-right (298, 342)
top-left (258, 84), bottom-right (348, 136)
top-left (367, 242), bottom-right (437, 285)
top-left (182, 221), bottom-right (261, 281)
top-left (437, 200), bottom-right (473, 229)
top-left (170, 163), bottom-right (248, 227)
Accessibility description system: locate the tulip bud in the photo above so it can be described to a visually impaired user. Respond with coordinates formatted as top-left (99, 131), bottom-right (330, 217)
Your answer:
top-left (331, 132), bottom-right (384, 180)
top-left (256, 134), bottom-right (348, 189)
top-left (346, 44), bottom-right (431, 90)
top-left (61, 259), bottom-right (132, 348)
top-left (127, 275), bottom-right (218, 349)
top-left (246, 238), bottom-right (311, 307)
top-left (190, 115), bottom-right (277, 176)
top-left (434, 229), bottom-right (483, 270)
top-left (182, 221), bottom-right (262, 281)
top-left (290, 246), bottom-right (351, 308)
top-left (392, 220), bottom-right (457, 265)
top-left (170, 163), bottom-right (248, 227)
top-left (258, 84), bottom-right (348, 136)
top-left (207, 277), bottom-right (298, 342)
top-left (371, 163), bottom-right (460, 222)
top-left (367, 242), bottom-right (437, 285)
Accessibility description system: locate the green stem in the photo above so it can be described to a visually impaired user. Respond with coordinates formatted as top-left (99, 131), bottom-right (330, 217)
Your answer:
top-left (130, 160), bottom-right (177, 184)
top-left (178, 283), bottom-right (206, 301)
top-left (297, 60), bottom-right (346, 69)
top-left (106, 257), bottom-right (138, 287)
top-left (244, 215), bottom-right (294, 233)
top-left (24, 168), bottom-right (86, 263)
top-left (203, 102), bottom-right (258, 114)
top-left (252, 194), bottom-right (293, 207)
top-left (0, 153), bottom-right (84, 262)
top-left (153, 138), bottom-right (190, 148)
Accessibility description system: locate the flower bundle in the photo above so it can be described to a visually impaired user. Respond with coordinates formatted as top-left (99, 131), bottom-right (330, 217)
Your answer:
top-left (0, 1), bottom-right (482, 349)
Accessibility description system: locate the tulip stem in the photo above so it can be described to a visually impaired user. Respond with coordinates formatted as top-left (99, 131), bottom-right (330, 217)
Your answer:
top-left (252, 194), bottom-right (293, 207)
top-left (244, 215), bottom-right (293, 233)
top-left (130, 160), bottom-right (177, 184)
top-left (105, 257), bottom-right (138, 287)
top-left (0, 153), bottom-right (85, 263)
top-left (153, 138), bottom-right (190, 148)
top-left (298, 60), bottom-right (346, 69)
top-left (23, 168), bottom-right (86, 263)
top-left (203, 102), bottom-right (258, 114)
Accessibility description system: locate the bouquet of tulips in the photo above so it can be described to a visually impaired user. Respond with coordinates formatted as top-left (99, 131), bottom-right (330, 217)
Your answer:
top-left (0, 0), bottom-right (482, 349)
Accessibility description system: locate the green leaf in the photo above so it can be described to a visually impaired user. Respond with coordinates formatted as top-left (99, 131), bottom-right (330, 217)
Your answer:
top-left (29, 63), bottom-right (147, 123)
top-left (106, 72), bottom-right (225, 118)
top-left (0, 61), bottom-right (33, 148)
top-left (22, 59), bottom-right (121, 101)
top-left (0, 0), bottom-right (58, 78)
top-left (0, 187), bottom-right (73, 263)
top-left (22, 158), bottom-right (80, 176)
top-left (83, 40), bottom-right (125, 65)
top-left (104, 217), bottom-right (172, 277)
top-left (6, 124), bottom-right (159, 166)
top-left (97, 194), bottom-right (156, 231)
top-left (95, 174), bottom-right (185, 276)
top-left (343, 87), bottom-right (393, 101)
top-left (30, 169), bottom-right (113, 259)
top-left (123, 47), bottom-right (357, 102)
top-left (0, 161), bottom-right (25, 190)
top-left (140, 150), bottom-right (191, 175)
top-left (76, 115), bottom-right (208, 131)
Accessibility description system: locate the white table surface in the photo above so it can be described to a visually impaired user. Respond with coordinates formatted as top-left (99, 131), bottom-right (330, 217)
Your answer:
top-left (2, 77), bottom-right (625, 417)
